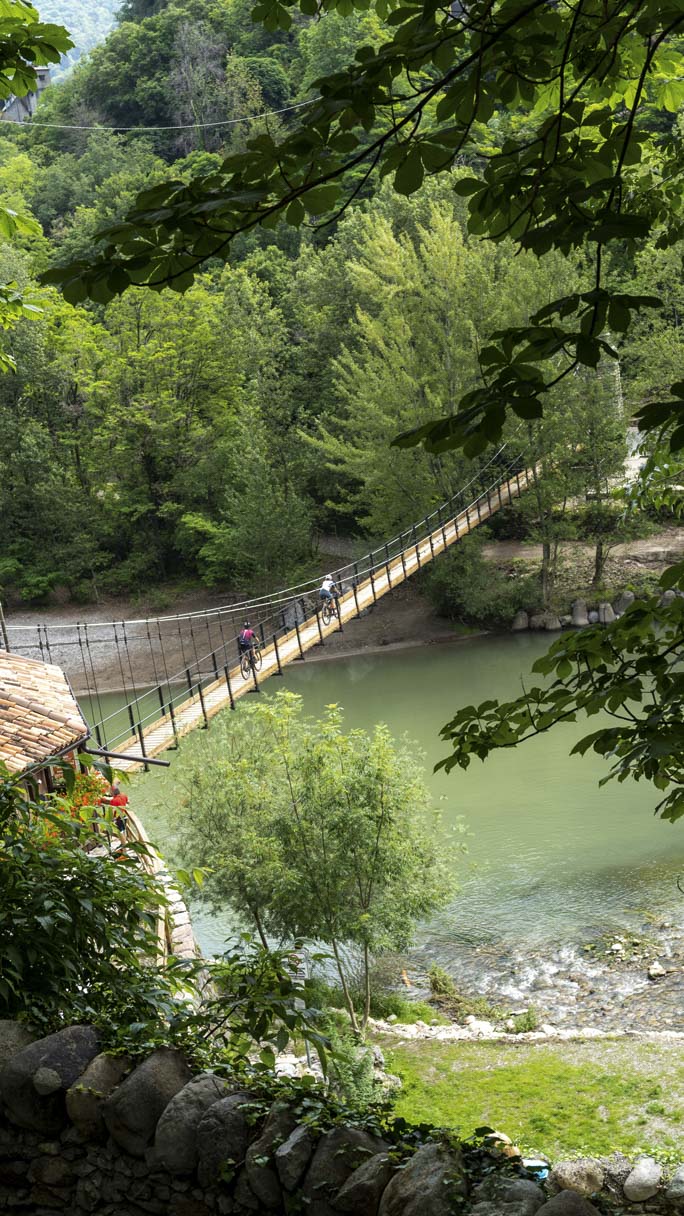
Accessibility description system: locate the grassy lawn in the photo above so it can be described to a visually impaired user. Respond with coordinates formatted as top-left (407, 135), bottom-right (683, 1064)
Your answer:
top-left (382, 1037), bottom-right (684, 1162)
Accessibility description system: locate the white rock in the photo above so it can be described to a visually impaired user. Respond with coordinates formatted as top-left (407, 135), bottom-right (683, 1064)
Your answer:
top-left (464, 1018), bottom-right (494, 1037)
top-left (648, 961), bottom-right (666, 979)
top-left (624, 1156), bottom-right (662, 1201)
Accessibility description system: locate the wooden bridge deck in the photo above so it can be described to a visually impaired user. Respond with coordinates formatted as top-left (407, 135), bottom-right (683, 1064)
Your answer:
top-left (114, 466), bottom-right (536, 771)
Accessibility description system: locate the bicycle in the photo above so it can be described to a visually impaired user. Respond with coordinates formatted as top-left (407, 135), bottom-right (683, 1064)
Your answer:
top-left (321, 595), bottom-right (339, 627)
top-left (240, 640), bottom-right (263, 679)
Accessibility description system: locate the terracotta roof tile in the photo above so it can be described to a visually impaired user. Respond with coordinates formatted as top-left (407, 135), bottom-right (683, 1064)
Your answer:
top-left (0, 651), bottom-right (89, 774)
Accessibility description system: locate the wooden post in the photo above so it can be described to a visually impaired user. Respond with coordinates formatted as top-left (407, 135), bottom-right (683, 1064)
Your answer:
top-left (272, 633), bottom-right (283, 675)
top-left (0, 600), bottom-right (9, 651)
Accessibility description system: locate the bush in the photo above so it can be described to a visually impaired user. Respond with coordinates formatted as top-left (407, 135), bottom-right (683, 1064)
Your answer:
top-left (427, 965), bottom-right (457, 998)
top-left (304, 975), bottom-right (438, 1025)
top-left (511, 1008), bottom-right (539, 1033)
top-left (323, 1017), bottom-right (384, 1108)
top-left (425, 534), bottom-right (540, 628)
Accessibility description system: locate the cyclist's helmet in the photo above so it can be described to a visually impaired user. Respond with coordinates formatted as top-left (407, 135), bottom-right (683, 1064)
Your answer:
top-left (243, 620), bottom-right (250, 628)
top-left (326, 574), bottom-right (333, 579)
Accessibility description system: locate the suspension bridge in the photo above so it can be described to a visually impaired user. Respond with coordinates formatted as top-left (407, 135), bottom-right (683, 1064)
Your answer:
top-left (6, 449), bottom-right (537, 771)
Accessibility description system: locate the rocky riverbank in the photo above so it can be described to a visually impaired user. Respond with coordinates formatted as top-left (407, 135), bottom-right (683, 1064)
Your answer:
top-left (406, 912), bottom-right (684, 1034)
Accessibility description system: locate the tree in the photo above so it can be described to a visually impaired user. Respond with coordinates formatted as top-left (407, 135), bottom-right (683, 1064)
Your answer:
top-left (0, 1), bottom-right (71, 368)
top-left (173, 691), bottom-right (459, 1033)
top-left (46, 0), bottom-right (684, 459)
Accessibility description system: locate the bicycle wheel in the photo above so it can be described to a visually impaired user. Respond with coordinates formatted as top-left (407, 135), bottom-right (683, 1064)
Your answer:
top-left (240, 652), bottom-right (252, 680)
top-left (321, 600), bottom-right (332, 626)
top-left (253, 644), bottom-right (263, 671)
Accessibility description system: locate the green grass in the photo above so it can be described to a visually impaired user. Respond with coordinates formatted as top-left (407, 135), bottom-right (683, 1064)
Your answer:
top-left (381, 1038), bottom-right (684, 1161)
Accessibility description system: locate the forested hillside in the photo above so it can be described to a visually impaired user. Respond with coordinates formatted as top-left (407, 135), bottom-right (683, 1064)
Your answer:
top-left (37, 1), bottom-right (119, 76)
top-left (0, 0), bottom-right (681, 606)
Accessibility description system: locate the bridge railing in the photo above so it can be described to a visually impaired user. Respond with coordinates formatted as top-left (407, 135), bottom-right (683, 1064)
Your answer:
top-left (82, 447), bottom-right (530, 757)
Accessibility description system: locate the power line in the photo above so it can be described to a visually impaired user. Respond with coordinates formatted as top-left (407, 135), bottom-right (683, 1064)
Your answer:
top-left (0, 96), bottom-right (317, 132)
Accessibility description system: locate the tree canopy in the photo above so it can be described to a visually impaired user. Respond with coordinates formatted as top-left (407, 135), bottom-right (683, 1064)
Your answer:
top-left (44, 1), bottom-right (684, 456)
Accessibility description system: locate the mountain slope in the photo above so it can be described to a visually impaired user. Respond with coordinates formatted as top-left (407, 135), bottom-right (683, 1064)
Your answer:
top-left (38, 0), bottom-right (120, 75)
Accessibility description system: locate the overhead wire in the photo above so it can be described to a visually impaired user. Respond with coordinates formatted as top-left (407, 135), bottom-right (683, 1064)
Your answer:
top-left (0, 97), bottom-right (317, 132)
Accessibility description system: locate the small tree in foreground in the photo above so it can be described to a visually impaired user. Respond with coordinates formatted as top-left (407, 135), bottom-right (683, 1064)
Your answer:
top-left (176, 691), bottom-right (461, 1033)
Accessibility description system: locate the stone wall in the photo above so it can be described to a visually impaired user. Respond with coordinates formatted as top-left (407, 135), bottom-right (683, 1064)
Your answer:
top-left (1, 1021), bottom-right (683, 1216)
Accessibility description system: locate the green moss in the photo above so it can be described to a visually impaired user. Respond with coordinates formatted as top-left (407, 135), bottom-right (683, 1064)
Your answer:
top-left (381, 1039), bottom-right (684, 1160)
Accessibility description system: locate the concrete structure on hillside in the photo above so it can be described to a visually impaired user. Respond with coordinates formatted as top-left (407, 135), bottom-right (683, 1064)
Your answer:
top-left (0, 67), bottom-right (50, 123)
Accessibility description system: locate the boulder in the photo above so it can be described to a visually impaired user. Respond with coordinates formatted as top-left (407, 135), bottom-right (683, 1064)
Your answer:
top-left (613, 590), bottom-right (635, 616)
top-left (196, 1091), bottom-right (257, 1187)
top-left (0, 1025), bottom-right (100, 1134)
top-left (665, 1164), bottom-right (684, 1208)
top-left (598, 602), bottom-right (616, 624)
top-left (102, 1048), bottom-right (192, 1157)
top-left (303, 1126), bottom-right (387, 1216)
top-left (648, 961), bottom-right (666, 979)
top-left (587, 610), bottom-right (599, 624)
top-left (334, 1152), bottom-right (394, 1215)
top-left (659, 589), bottom-right (677, 607)
top-left (378, 1142), bottom-right (467, 1216)
top-left (275, 1124), bottom-right (314, 1191)
top-left (623, 1156), bottom-right (662, 1201)
top-left (511, 611), bottom-right (529, 632)
top-left (244, 1101), bottom-right (299, 1209)
top-left (155, 1072), bottom-right (234, 1175)
top-left (559, 615), bottom-right (572, 628)
top-left (536, 1193), bottom-right (601, 1216)
top-left (233, 1168), bottom-right (261, 1211)
top-left (472, 1175), bottom-right (545, 1214)
top-left (0, 1021), bottom-right (36, 1072)
top-left (529, 613), bottom-right (547, 630)
top-left (66, 1053), bottom-right (131, 1140)
top-left (599, 1151), bottom-right (632, 1199)
top-left (571, 600), bottom-right (589, 627)
top-left (549, 1159), bottom-right (604, 1197)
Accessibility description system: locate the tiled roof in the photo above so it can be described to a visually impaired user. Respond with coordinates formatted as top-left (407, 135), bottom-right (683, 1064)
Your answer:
top-left (0, 650), bottom-right (89, 774)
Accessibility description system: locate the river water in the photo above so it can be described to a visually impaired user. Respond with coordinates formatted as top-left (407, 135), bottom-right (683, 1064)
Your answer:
top-left (81, 634), bottom-right (684, 1025)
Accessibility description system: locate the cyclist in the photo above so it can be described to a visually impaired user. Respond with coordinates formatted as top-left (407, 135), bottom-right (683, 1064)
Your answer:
top-left (320, 573), bottom-right (339, 608)
top-left (238, 621), bottom-right (257, 657)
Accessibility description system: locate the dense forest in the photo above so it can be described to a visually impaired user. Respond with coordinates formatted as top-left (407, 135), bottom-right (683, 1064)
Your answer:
top-left (0, 0), bottom-right (681, 607)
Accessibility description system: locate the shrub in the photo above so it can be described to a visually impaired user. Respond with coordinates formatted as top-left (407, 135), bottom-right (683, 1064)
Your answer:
top-left (511, 1008), bottom-right (539, 1034)
top-left (323, 1017), bottom-right (384, 1108)
top-left (425, 534), bottom-right (540, 628)
top-left (427, 965), bottom-right (457, 998)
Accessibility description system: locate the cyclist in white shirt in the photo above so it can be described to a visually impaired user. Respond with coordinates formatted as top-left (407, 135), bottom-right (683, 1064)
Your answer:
top-left (319, 574), bottom-right (338, 604)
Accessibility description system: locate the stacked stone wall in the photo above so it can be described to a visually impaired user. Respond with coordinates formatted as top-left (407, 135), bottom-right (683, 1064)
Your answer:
top-left (1, 1022), bottom-right (682, 1216)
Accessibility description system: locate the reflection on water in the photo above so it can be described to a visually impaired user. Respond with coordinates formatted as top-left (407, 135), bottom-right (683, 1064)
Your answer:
top-left (81, 633), bottom-right (684, 959)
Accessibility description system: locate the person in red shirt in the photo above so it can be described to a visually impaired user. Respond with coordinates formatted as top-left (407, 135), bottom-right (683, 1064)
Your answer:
top-left (106, 784), bottom-right (129, 841)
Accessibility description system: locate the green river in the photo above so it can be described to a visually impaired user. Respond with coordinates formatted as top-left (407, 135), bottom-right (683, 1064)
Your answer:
top-left (82, 632), bottom-right (684, 1001)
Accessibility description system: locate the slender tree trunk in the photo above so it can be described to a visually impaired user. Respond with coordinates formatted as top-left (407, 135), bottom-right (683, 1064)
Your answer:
top-left (541, 541), bottom-right (552, 606)
top-left (330, 937), bottom-right (359, 1035)
top-left (592, 538), bottom-right (605, 588)
top-left (252, 908), bottom-right (268, 950)
top-left (362, 942), bottom-right (371, 1033)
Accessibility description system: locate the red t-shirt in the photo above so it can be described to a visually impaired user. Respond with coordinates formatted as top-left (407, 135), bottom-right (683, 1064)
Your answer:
top-left (110, 794), bottom-right (129, 809)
